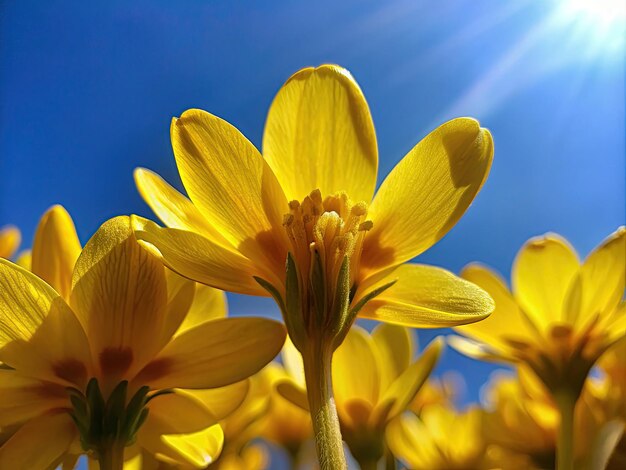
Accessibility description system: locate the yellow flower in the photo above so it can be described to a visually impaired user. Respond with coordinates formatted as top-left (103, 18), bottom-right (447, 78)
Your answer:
top-left (0, 214), bottom-right (286, 469)
top-left (134, 63), bottom-right (494, 342)
top-left (450, 228), bottom-right (625, 470)
top-left (451, 229), bottom-right (625, 395)
top-left (258, 363), bottom-right (312, 465)
top-left (409, 372), bottom-right (463, 414)
top-left (0, 225), bottom-right (20, 259)
top-left (278, 323), bottom-right (443, 467)
top-left (133, 64), bottom-right (493, 468)
top-left (386, 405), bottom-right (488, 470)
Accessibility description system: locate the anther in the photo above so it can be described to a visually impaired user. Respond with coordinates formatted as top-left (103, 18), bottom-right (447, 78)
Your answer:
top-left (359, 221), bottom-right (374, 232)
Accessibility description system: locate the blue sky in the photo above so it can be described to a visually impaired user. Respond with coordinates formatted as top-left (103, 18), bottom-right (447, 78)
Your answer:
top-left (1, 0), bottom-right (624, 405)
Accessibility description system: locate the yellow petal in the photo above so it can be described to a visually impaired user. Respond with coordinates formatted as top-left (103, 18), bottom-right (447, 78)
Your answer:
top-left (0, 412), bottom-right (76, 469)
top-left (177, 284), bottom-right (228, 334)
top-left (133, 216), bottom-right (273, 296)
top-left (362, 118), bottom-right (493, 273)
top-left (447, 335), bottom-right (506, 362)
top-left (512, 233), bottom-right (580, 327)
top-left (0, 225), bottom-right (20, 259)
top-left (188, 380), bottom-right (250, 421)
top-left (31, 205), bottom-right (81, 300)
top-left (371, 323), bottom-right (414, 390)
top-left (161, 425), bottom-right (224, 468)
top-left (0, 258), bottom-right (92, 385)
top-left (371, 337), bottom-right (443, 427)
top-left (15, 250), bottom-right (31, 270)
top-left (134, 167), bottom-right (234, 251)
top-left (0, 370), bottom-right (67, 427)
top-left (333, 325), bottom-right (380, 410)
top-left (455, 263), bottom-right (539, 351)
top-left (263, 64), bottom-right (378, 203)
top-left (357, 264), bottom-right (494, 327)
top-left (136, 317), bottom-right (285, 389)
top-left (147, 391), bottom-right (217, 434)
top-left (138, 410), bottom-right (224, 468)
top-left (171, 108), bottom-right (288, 272)
top-left (70, 216), bottom-right (169, 378)
top-left (571, 227), bottom-right (625, 325)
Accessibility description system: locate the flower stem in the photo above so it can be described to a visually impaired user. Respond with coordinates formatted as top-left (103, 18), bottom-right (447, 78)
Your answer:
top-left (554, 389), bottom-right (577, 470)
top-left (97, 441), bottom-right (125, 470)
top-left (302, 340), bottom-right (347, 470)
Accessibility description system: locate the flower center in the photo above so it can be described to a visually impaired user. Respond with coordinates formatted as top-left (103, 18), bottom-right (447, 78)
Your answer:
top-left (283, 189), bottom-right (372, 296)
top-left (280, 189), bottom-right (372, 345)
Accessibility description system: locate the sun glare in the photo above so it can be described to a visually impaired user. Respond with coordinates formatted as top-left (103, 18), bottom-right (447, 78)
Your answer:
top-left (556, 0), bottom-right (625, 54)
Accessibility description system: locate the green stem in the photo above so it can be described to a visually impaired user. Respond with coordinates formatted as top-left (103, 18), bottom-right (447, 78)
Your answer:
top-left (97, 441), bottom-right (125, 470)
top-left (302, 340), bottom-right (347, 470)
top-left (554, 390), bottom-right (577, 470)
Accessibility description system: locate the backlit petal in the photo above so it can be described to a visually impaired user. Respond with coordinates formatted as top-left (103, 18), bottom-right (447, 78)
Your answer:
top-left (171, 109), bottom-right (288, 272)
top-left (0, 370), bottom-right (67, 427)
top-left (187, 380), bottom-right (250, 421)
top-left (0, 225), bottom-right (20, 259)
top-left (371, 323), bottom-right (413, 390)
top-left (0, 412), bottom-right (76, 469)
top-left (70, 216), bottom-right (169, 378)
top-left (362, 118), bottom-right (493, 273)
top-left (263, 64), bottom-right (378, 203)
top-left (136, 317), bottom-right (286, 389)
top-left (371, 337), bottom-right (443, 427)
top-left (0, 259), bottom-right (91, 385)
top-left (133, 216), bottom-right (274, 296)
top-left (147, 391), bottom-right (217, 434)
top-left (456, 263), bottom-right (539, 352)
top-left (571, 227), bottom-right (625, 325)
top-left (31, 205), bottom-right (81, 300)
top-left (333, 325), bottom-right (380, 409)
top-left (134, 167), bottom-right (233, 250)
top-left (512, 233), bottom-right (580, 327)
top-left (357, 264), bottom-right (494, 327)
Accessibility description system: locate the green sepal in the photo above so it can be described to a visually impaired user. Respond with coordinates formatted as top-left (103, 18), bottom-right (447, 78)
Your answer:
top-left (104, 380), bottom-right (128, 437)
top-left (335, 279), bottom-right (397, 348)
top-left (309, 250), bottom-right (326, 329)
top-left (253, 276), bottom-right (286, 314)
top-left (329, 256), bottom-right (351, 347)
top-left (285, 253), bottom-right (306, 351)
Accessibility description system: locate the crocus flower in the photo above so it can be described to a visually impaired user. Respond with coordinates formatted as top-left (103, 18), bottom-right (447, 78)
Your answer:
top-left (133, 64), bottom-right (494, 468)
top-left (451, 228), bottom-right (626, 470)
top-left (0, 215), bottom-right (285, 469)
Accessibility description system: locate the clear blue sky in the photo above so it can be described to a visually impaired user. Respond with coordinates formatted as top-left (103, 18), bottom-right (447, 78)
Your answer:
top-left (1, 0), bottom-right (624, 406)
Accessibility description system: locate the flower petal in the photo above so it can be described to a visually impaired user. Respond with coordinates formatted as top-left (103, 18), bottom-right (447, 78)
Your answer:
top-left (357, 264), bottom-right (494, 327)
top-left (570, 227), bottom-right (625, 325)
top-left (512, 233), bottom-right (580, 327)
top-left (187, 380), bottom-right (250, 421)
top-left (0, 225), bottom-right (20, 259)
top-left (0, 412), bottom-right (76, 469)
top-left (371, 337), bottom-right (443, 428)
top-left (371, 323), bottom-right (414, 390)
top-left (0, 259), bottom-right (92, 385)
top-left (362, 118), bottom-right (493, 273)
top-left (0, 370), bottom-right (67, 427)
top-left (263, 64), bottom-right (378, 203)
top-left (171, 108), bottom-right (288, 272)
top-left (136, 317), bottom-right (286, 389)
top-left (147, 391), bottom-right (217, 434)
top-left (70, 216), bottom-right (169, 378)
top-left (455, 263), bottom-right (539, 352)
top-left (161, 425), bottom-right (224, 468)
top-left (333, 325), bottom-right (380, 408)
top-left (134, 167), bottom-right (234, 250)
top-left (132, 216), bottom-right (274, 296)
top-left (31, 205), bottom-right (81, 300)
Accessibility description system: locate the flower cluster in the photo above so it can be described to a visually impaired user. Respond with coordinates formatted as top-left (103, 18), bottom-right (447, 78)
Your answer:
top-left (0, 64), bottom-right (623, 470)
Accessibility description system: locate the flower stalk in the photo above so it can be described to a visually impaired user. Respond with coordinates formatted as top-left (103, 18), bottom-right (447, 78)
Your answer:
top-left (302, 338), bottom-right (346, 470)
top-left (554, 389), bottom-right (577, 470)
